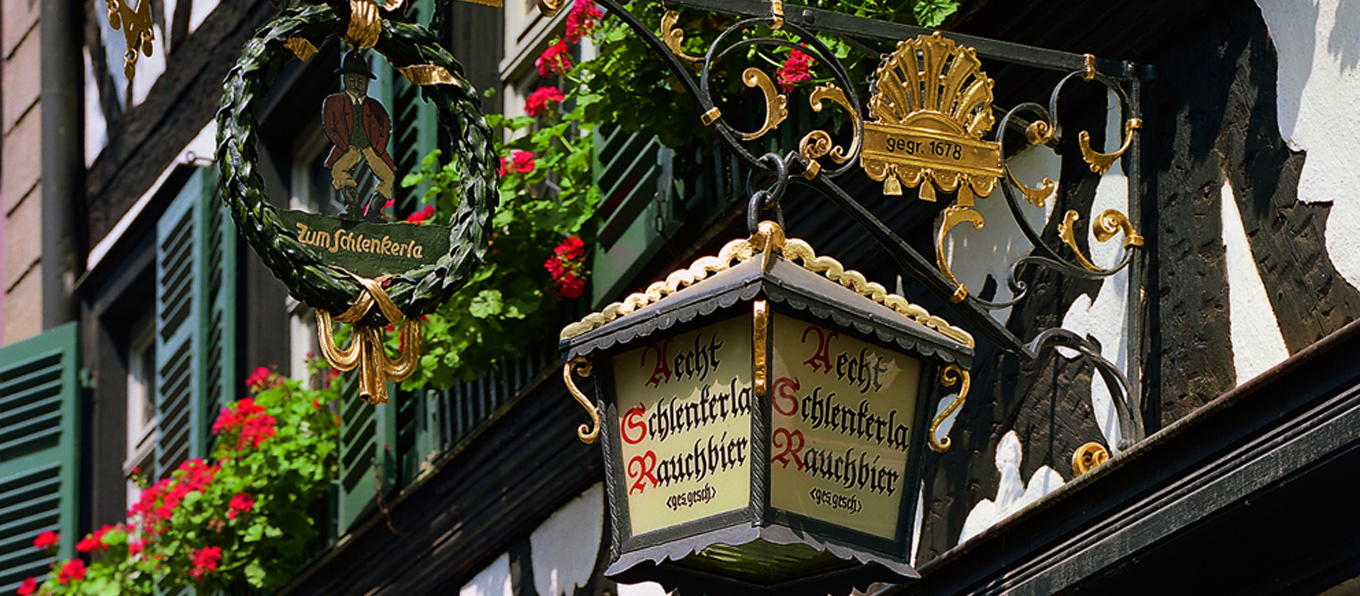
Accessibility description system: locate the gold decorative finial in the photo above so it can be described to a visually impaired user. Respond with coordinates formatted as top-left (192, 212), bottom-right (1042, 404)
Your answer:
top-left (105, 0), bottom-right (155, 80)
top-left (1072, 442), bottom-right (1109, 476)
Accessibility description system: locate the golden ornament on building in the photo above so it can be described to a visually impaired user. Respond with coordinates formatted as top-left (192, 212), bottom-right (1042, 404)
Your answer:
top-left (860, 33), bottom-right (1002, 205)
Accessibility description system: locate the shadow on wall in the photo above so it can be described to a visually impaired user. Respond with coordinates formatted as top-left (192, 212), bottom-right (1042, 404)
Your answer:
top-left (1328, 0), bottom-right (1360, 71)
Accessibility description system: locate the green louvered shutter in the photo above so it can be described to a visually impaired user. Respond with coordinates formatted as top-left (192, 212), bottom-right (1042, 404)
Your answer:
top-left (200, 168), bottom-right (238, 443)
top-left (590, 125), bottom-right (673, 303)
top-left (0, 322), bottom-right (80, 593)
top-left (381, 0), bottom-right (439, 216)
top-left (336, 378), bottom-right (396, 534)
top-left (155, 168), bottom-right (237, 479)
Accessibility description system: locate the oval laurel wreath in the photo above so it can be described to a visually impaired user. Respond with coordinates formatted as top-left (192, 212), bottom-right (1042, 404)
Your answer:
top-left (216, 1), bottom-right (497, 324)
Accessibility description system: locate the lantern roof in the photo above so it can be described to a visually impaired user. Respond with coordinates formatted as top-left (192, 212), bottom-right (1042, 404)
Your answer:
top-left (560, 222), bottom-right (973, 367)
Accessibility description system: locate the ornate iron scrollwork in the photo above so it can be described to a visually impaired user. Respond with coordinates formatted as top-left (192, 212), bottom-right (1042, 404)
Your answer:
top-left (557, 0), bottom-right (1150, 451)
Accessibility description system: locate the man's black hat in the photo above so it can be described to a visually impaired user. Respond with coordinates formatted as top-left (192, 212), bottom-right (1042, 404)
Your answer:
top-left (335, 52), bottom-right (376, 79)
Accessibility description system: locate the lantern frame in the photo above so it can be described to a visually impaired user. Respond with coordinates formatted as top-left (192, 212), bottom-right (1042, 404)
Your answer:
top-left (561, 223), bottom-right (973, 595)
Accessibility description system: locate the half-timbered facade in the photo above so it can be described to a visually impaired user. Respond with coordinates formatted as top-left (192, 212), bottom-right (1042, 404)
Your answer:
top-left (1, 0), bottom-right (1357, 594)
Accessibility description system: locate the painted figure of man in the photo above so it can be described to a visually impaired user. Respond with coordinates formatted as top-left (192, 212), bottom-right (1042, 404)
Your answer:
top-left (323, 52), bottom-right (397, 221)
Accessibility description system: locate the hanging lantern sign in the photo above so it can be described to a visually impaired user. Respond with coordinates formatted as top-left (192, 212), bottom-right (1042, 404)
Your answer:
top-left (215, 0), bottom-right (499, 404)
top-left (560, 222), bottom-right (973, 595)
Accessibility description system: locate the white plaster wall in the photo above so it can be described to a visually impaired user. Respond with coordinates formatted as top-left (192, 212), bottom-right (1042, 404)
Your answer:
top-left (1058, 90), bottom-right (1131, 454)
top-left (460, 553), bottom-right (514, 596)
top-left (616, 582), bottom-right (671, 596)
top-left (529, 483), bottom-right (604, 596)
top-left (958, 431), bottom-right (1064, 543)
top-left (84, 48), bottom-right (108, 167)
top-left (1256, 0), bottom-right (1360, 291)
top-left (1220, 179), bottom-right (1290, 382)
top-left (188, 0), bottom-right (219, 35)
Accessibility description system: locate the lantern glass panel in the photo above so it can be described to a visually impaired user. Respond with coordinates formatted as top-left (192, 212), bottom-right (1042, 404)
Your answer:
top-left (768, 313), bottom-right (923, 539)
top-left (610, 315), bottom-right (755, 536)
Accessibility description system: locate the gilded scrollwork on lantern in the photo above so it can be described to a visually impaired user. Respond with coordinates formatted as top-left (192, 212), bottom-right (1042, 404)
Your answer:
top-left (861, 33), bottom-right (1002, 205)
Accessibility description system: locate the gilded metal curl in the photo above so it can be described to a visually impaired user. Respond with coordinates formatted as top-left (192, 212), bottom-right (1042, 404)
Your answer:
top-left (1078, 118), bottom-right (1142, 175)
top-left (1059, 209), bottom-right (1142, 273)
top-left (737, 68), bottom-right (788, 141)
top-left (1058, 211), bottom-right (1101, 272)
top-left (930, 364), bottom-right (970, 452)
top-left (801, 84), bottom-right (859, 164)
top-left (1025, 120), bottom-right (1054, 146)
top-left (662, 11), bottom-right (703, 63)
top-left (936, 206), bottom-right (985, 303)
top-left (1072, 442), bottom-right (1109, 476)
top-left (564, 357), bottom-right (602, 444)
top-left (1005, 166), bottom-right (1056, 208)
top-left (1094, 208), bottom-right (1144, 247)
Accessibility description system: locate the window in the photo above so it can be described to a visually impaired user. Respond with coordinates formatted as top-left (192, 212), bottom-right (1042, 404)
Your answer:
top-left (125, 314), bottom-right (157, 511)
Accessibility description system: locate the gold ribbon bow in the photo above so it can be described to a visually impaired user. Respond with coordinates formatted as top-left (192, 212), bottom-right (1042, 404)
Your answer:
top-left (317, 274), bottom-right (422, 404)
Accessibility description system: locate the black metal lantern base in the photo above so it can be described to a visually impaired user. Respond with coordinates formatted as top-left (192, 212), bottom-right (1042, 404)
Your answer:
top-left (607, 525), bottom-right (919, 596)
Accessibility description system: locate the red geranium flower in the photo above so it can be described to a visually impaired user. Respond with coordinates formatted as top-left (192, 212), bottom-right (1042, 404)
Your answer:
top-left (188, 546), bottom-right (221, 582)
top-left (214, 397), bottom-right (277, 451)
top-left (128, 538), bottom-right (147, 556)
top-left (544, 236), bottom-right (588, 298)
top-left (244, 366), bottom-right (281, 393)
top-left (16, 577), bottom-right (36, 596)
top-left (777, 49), bottom-right (815, 92)
top-left (32, 531), bottom-right (58, 550)
top-left (565, 0), bottom-right (604, 43)
top-left (406, 204), bottom-right (436, 224)
top-left (524, 86), bottom-right (566, 117)
top-left (498, 151), bottom-right (536, 177)
top-left (227, 493), bottom-right (256, 520)
top-left (75, 525), bottom-right (113, 553)
top-left (535, 40), bottom-right (573, 77)
top-left (57, 559), bottom-right (86, 585)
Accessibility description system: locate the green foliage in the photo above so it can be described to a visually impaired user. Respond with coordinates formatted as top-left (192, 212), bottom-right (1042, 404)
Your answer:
top-left (580, 0), bottom-right (963, 150)
top-left (24, 369), bottom-right (340, 594)
top-left (397, 85), bottom-right (600, 388)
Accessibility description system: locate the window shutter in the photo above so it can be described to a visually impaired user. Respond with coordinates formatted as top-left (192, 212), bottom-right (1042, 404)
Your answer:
top-left (200, 168), bottom-right (238, 442)
top-left (0, 322), bottom-right (80, 592)
top-left (590, 125), bottom-right (672, 302)
top-left (336, 378), bottom-right (396, 534)
top-left (155, 167), bottom-right (237, 479)
top-left (381, 0), bottom-right (439, 216)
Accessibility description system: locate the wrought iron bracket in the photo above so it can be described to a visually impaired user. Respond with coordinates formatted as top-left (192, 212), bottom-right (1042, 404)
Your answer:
top-left (583, 0), bottom-right (1150, 451)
